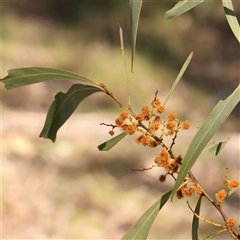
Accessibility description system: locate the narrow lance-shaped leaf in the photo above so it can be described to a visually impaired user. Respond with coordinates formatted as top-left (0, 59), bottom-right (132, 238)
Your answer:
top-left (122, 190), bottom-right (172, 240)
top-left (40, 84), bottom-right (104, 142)
top-left (163, 52), bottom-right (193, 106)
top-left (98, 132), bottom-right (128, 151)
top-left (202, 229), bottom-right (227, 240)
top-left (119, 25), bottom-right (131, 106)
top-left (1, 67), bottom-right (99, 90)
top-left (192, 195), bottom-right (202, 240)
top-left (164, 0), bottom-right (204, 21)
top-left (171, 84), bottom-right (240, 200)
top-left (129, 0), bottom-right (143, 72)
top-left (227, 185), bottom-right (240, 199)
top-left (201, 138), bottom-right (229, 156)
top-left (222, 0), bottom-right (240, 43)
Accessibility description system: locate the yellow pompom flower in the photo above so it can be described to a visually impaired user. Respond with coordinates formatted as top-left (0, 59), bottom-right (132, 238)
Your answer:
top-left (227, 179), bottom-right (239, 190)
top-left (182, 120), bottom-right (190, 130)
top-left (226, 218), bottom-right (236, 228)
top-left (215, 189), bottom-right (227, 202)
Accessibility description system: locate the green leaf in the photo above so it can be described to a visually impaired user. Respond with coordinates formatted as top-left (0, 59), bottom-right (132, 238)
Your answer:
top-left (171, 84), bottom-right (240, 201)
top-left (222, 0), bottom-right (240, 43)
top-left (201, 138), bottom-right (229, 156)
top-left (129, 0), bottom-right (143, 72)
top-left (163, 52), bottom-right (193, 106)
top-left (122, 190), bottom-right (172, 240)
top-left (1, 67), bottom-right (98, 90)
top-left (164, 0), bottom-right (204, 21)
top-left (192, 195), bottom-right (202, 240)
top-left (40, 84), bottom-right (104, 142)
top-left (177, 180), bottom-right (189, 191)
top-left (97, 132), bottom-right (128, 151)
top-left (202, 229), bottom-right (226, 240)
top-left (119, 25), bottom-right (131, 106)
top-left (227, 184), bottom-right (240, 198)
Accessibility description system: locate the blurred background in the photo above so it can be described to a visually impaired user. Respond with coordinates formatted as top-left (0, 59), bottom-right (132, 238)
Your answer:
top-left (2, 1), bottom-right (239, 239)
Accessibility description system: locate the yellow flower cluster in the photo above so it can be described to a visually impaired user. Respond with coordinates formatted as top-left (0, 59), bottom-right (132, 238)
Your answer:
top-left (154, 148), bottom-right (170, 171)
top-left (136, 135), bottom-right (158, 148)
top-left (227, 179), bottom-right (239, 190)
top-left (214, 179), bottom-right (239, 204)
top-left (115, 112), bottom-right (129, 127)
top-left (215, 189), bottom-right (227, 203)
top-left (154, 150), bottom-right (183, 175)
top-left (110, 97), bottom-right (192, 179)
top-left (114, 98), bottom-right (190, 147)
top-left (136, 106), bottom-right (151, 121)
top-left (176, 183), bottom-right (203, 199)
top-left (115, 112), bottom-right (137, 135)
top-left (151, 98), bottom-right (165, 114)
top-left (226, 218), bottom-right (237, 228)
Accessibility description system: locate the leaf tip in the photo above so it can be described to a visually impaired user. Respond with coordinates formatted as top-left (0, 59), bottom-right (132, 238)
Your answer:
top-left (97, 144), bottom-right (105, 151)
top-left (39, 134), bottom-right (56, 143)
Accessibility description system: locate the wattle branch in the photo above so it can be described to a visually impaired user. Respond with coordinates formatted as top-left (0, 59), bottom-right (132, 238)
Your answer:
top-left (99, 82), bottom-right (240, 239)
